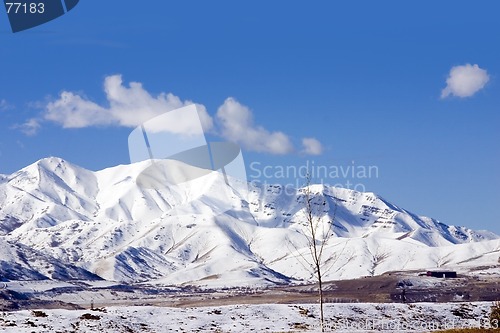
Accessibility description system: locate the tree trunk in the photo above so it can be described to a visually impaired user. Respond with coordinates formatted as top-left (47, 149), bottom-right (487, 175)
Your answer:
top-left (318, 268), bottom-right (324, 332)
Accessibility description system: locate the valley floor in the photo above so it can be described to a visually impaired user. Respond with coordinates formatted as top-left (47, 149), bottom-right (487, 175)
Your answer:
top-left (0, 301), bottom-right (497, 333)
top-left (1, 272), bottom-right (498, 332)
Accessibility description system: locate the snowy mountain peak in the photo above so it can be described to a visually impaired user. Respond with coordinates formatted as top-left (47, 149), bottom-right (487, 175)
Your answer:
top-left (0, 158), bottom-right (498, 285)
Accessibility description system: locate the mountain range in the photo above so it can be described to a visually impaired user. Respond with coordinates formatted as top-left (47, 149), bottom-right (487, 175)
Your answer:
top-left (0, 157), bottom-right (498, 286)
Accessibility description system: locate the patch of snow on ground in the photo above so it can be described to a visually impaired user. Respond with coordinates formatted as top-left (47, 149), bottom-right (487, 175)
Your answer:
top-left (0, 302), bottom-right (497, 332)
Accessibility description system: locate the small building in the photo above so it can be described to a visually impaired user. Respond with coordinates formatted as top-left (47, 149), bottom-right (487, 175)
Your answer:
top-left (426, 271), bottom-right (457, 278)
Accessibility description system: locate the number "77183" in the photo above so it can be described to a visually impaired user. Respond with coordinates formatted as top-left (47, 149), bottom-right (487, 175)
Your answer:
top-left (5, 2), bottom-right (45, 14)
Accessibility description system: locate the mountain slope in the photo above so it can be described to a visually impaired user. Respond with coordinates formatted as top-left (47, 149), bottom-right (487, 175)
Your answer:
top-left (0, 238), bottom-right (101, 281)
top-left (0, 157), bottom-right (498, 285)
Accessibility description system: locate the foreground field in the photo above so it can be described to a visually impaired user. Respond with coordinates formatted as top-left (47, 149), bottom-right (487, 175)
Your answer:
top-left (0, 302), bottom-right (497, 333)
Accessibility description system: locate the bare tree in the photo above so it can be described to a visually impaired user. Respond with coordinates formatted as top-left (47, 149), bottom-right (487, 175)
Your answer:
top-left (288, 175), bottom-right (340, 332)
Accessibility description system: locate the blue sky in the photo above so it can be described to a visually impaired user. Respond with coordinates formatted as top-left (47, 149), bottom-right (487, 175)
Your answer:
top-left (0, 1), bottom-right (499, 233)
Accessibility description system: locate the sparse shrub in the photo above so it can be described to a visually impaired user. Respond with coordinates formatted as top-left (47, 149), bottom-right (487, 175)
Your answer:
top-left (296, 306), bottom-right (314, 318)
top-left (208, 309), bottom-right (222, 315)
top-left (451, 304), bottom-right (476, 320)
top-left (92, 307), bottom-right (107, 313)
top-left (291, 322), bottom-right (309, 330)
top-left (25, 320), bottom-right (37, 327)
top-left (31, 310), bottom-right (48, 318)
top-left (79, 313), bottom-right (101, 320)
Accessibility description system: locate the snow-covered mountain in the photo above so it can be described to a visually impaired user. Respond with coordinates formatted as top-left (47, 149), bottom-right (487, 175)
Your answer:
top-left (0, 238), bottom-right (100, 281)
top-left (0, 157), bottom-right (498, 285)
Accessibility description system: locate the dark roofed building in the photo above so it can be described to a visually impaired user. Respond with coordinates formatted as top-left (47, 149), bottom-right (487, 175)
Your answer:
top-left (426, 271), bottom-right (457, 278)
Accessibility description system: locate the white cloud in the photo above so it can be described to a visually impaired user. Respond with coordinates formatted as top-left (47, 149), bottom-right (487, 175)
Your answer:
top-left (23, 75), bottom-right (323, 156)
top-left (441, 64), bottom-right (490, 98)
top-left (0, 99), bottom-right (13, 111)
top-left (216, 98), bottom-right (294, 155)
top-left (44, 75), bottom-right (213, 134)
top-left (15, 118), bottom-right (41, 136)
top-left (301, 137), bottom-right (323, 155)
top-left (44, 92), bottom-right (110, 127)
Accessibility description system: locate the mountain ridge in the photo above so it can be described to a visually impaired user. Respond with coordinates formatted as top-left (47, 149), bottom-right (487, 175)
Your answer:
top-left (0, 157), bottom-right (498, 286)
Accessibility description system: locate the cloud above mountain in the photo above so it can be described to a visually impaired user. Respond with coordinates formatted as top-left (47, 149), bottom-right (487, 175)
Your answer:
top-left (301, 138), bottom-right (323, 155)
top-left (216, 98), bottom-right (294, 155)
top-left (19, 75), bottom-right (322, 155)
top-left (14, 118), bottom-right (40, 136)
top-left (441, 64), bottom-right (490, 98)
top-left (43, 75), bottom-right (213, 134)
